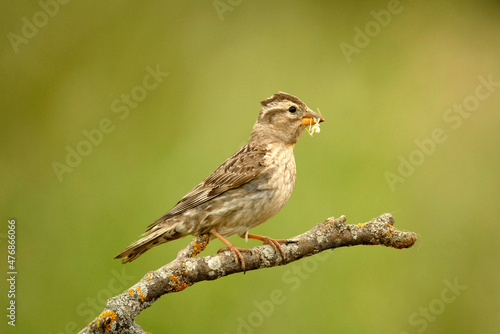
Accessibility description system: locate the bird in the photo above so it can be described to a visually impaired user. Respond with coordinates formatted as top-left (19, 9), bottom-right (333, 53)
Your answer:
top-left (115, 92), bottom-right (324, 270)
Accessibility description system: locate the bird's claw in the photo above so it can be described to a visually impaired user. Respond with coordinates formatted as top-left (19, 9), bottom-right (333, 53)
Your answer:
top-left (245, 234), bottom-right (290, 260)
top-left (261, 237), bottom-right (286, 259)
top-left (218, 246), bottom-right (251, 271)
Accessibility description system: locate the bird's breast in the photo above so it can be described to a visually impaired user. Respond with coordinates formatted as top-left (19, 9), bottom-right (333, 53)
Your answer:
top-left (256, 144), bottom-right (297, 216)
top-left (178, 144), bottom-right (297, 237)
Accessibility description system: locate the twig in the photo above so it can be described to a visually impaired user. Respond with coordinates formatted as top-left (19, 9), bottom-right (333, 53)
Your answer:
top-left (79, 213), bottom-right (416, 333)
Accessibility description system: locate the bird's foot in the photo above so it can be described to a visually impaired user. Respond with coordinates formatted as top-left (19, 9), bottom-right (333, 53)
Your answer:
top-left (246, 234), bottom-right (288, 259)
top-left (217, 245), bottom-right (252, 271)
top-left (211, 230), bottom-right (250, 271)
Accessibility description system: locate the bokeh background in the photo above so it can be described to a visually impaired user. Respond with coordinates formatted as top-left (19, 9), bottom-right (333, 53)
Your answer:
top-left (2, 1), bottom-right (500, 333)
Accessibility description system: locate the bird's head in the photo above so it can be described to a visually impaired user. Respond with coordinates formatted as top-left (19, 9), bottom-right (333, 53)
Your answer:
top-left (252, 92), bottom-right (324, 145)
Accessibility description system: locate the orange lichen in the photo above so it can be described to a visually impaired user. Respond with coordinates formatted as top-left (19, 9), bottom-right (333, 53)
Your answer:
top-left (169, 275), bottom-right (191, 292)
top-left (95, 310), bottom-right (117, 332)
top-left (355, 223), bottom-right (366, 228)
top-left (391, 236), bottom-right (417, 249)
top-left (191, 235), bottom-right (210, 257)
top-left (128, 289), bottom-right (134, 296)
top-left (136, 287), bottom-right (146, 301)
top-left (386, 222), bottom-right (396, 230)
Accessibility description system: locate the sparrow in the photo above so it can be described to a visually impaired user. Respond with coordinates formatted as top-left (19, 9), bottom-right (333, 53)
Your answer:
top-left (115, 92), bottom-right (324, 270)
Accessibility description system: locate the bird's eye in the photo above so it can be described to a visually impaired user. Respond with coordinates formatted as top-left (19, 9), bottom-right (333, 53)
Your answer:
top-left (288, 106), bottom-right (297, 113)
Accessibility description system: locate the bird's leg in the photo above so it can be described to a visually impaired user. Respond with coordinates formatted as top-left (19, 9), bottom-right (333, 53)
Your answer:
top-left (245, 234), bottom-right (287, 259)
top-left (211, 230), bottom-right (250, 271)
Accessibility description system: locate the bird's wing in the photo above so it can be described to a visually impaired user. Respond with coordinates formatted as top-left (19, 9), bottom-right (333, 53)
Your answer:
top-left (147, 143), bottom-right (267, 230)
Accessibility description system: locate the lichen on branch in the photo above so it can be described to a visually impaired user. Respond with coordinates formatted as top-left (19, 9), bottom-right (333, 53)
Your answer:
top-left (79, 213), bottom-right (417, 334)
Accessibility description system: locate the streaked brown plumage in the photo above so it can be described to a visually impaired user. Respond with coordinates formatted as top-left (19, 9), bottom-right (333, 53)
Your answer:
top-left (115, 92), bottom-right (324, 270)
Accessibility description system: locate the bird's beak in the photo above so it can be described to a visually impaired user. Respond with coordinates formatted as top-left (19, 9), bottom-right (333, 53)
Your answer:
top-left (300, 109), bottom-right (325, 126)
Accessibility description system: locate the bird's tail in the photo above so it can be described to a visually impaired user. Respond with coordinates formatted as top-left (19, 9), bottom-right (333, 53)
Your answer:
top-left (114, 222), bottom-right (182, 264)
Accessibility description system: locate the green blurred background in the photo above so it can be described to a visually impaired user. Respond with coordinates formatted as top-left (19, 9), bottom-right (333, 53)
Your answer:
top-left (2, 0), bottom-right (499, 333)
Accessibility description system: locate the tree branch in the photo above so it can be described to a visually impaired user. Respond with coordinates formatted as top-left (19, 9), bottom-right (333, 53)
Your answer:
top-left (79, 213), bottom-right (416, 333)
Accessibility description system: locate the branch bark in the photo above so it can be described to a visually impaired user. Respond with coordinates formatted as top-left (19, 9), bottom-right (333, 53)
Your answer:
top-left (79, 213), bottom-right (416, 333)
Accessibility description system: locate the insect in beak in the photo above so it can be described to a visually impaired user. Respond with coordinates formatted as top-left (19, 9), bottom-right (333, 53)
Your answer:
top-left (305, 108), bottom-right (323, 136)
